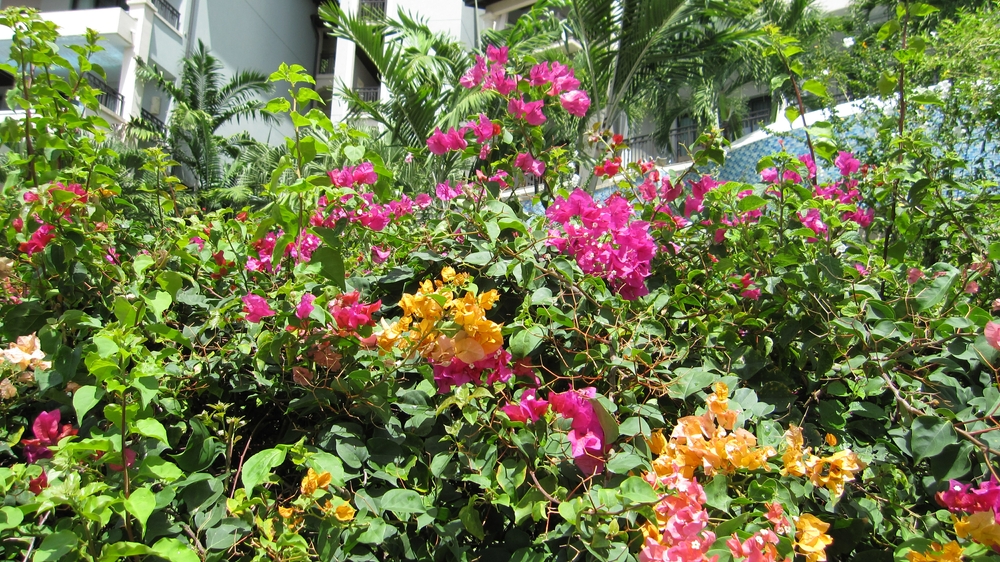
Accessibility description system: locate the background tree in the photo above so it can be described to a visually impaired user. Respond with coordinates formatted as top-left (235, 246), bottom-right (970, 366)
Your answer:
top-left (135, 40), bottom-right (276, 199)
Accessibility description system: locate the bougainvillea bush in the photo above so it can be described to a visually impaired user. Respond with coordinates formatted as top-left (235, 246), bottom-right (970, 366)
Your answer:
top-left (2, 7), bottom-right (1000, 562)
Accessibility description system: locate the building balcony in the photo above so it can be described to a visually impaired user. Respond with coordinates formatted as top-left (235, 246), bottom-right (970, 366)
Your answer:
top-left (354, 86), bottom-right (380, 103)
top-left (358, 0), bottom-right (386, 20)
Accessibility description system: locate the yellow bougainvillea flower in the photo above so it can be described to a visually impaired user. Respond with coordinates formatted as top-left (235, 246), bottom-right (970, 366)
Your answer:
top-left (806, 449), bottom-right (866, 497)
top-left (906, 541), bottom-right (964, 562)
top-left (825, 433), bottom-right (838, 446)
top-left (955, 511), bottom-right (1000, 549)
top-left (334, 501), bottom-right (356, 522)
top-left (647, 430), bottom-right (668, 456)
top-left (300, 468), bottom-right (332, 496)
top-left (795, 513), bottom-right (834, 562)
top-left (781, 425), bottom-right (808, 477)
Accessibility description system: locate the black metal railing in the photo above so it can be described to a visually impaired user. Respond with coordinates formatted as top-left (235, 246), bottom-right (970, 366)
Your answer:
top-left (71, 0), bottom-right (129, 10)
top-left (620, 133), bottom-right (662, 165)
top-left (740, 107), bottom-right (772, 137)
top-left (141, 108), bottom-right (166, 134)
top-left (674, 124), bottom-right (698, 161)
top-left (358, 0), bottom-right (386, 20)
top-left (354, 86), bottom-right (380, 102)
top-left (84, 72), bottom-right (124, 115)
top-left (151, 0), bottom-right (181, 28)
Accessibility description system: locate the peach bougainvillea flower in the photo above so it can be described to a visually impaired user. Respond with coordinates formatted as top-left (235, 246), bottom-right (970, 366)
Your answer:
top-left (300, 468), bottom-right (332, 496)
top-left (795, 513), bottom-right (833, 562)
top-left (0, 333), bottom-right (51, 371)
top-left (985, 321), bottom-right (1000, 351)
top-left (781, 425), bottom-right (866, 496)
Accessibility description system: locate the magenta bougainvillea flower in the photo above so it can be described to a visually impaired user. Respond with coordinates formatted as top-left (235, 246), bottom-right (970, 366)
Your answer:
top-left (500, 388), bottom-right (549, 423)
top-left (514, 153), bottom-right (545, 176)
top-left (21, 409), bottom-right (77, 463)
top-left (507, 96), bottom-right (547, 126)
top-left (329, 291), bottom-right (381, 333)
top-left (985, 322), bottom-right (1000, 350)
top-left (242, 294), bottom-right (276, 323)
top-left (550, 387), bottom-right (607, 475)
top-left (426, 127), bottom-right (469, 155)
top-left (559, 90), bottom-right (590, 117)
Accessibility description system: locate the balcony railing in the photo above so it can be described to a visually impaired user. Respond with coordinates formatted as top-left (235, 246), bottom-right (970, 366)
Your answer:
top-left (84, 72), bottom-right (124, 115)
top-left (674, 124), bottom-right (698, 161)
top-left (359, 0), bottom-right (386, 20)
top-left (141, 108), bottom-right (166, 134)
top-left (739, 107), bottom-right (772, 137)
top-left (354, 86), bottom-right (380, 103)
top-left (620, 134), bottom-right (663, 165)
top-left (151, 0), bottom-right (181, 28)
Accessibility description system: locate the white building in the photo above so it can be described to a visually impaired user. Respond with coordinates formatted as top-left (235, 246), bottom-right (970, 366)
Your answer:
top-left (0, 0), bottom-right (320, 141)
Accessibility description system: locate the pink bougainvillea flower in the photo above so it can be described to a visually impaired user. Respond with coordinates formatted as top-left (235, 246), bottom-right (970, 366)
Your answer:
top-left (329, 291), bottom-right (381, 332)
top-left (372, 245), bottom-right (391, 264)
top-left (242, 294), bottom-right (276, 323)
top-left (761, 168), bottom-right (779, 183)
top-left (835, 151), bottom-right (861, 176)
top-left (798, 153), bottom-right (817, 179)
top-left (798, 209), bottom-right (827, 241)
top-left (21, 409), bottom-right (77, 464)
top-left (854, 263), bottom-right (869, 276)
top-left (296, 293), bottom-right (316, 321)
top-left (907, 268), bottom-right (925, 285)
top-left (107, 448), bottom-right (137, 472)
top-left (507, 96), bottom-right (547, 126)
top-left (426, 127), bottom-right (468, 155)
top-left (936, 477), bottom-right (1000, 513)
top-left (468, 113), bottom-right (498, 143)
top-left (550, 387), bottom-right (609, 474)
top-left (459, 54), bottom-right (487, 88)
top-left (436, 181), bottom-right (463, 201)
top-left (486, 44), bottom-right (508, 65)
top-left (105, 247), bottom-right (120, 264)
top-left (985, 322), bottom-right (1000, 351)
top-left (514, 153), bottom-right (546, 176)
top-left (19, 224), bottom-right (55, 256)
top-left (190, 236), bottom-right (206, 251)
top-left (844, 207), bottom-right (874, 228)
top-left (559, 90), bottom-right (590, 117)
top-left (500, 388), bottom-right (549, 423)
top-left (414, 193), bottom-right (432, 209)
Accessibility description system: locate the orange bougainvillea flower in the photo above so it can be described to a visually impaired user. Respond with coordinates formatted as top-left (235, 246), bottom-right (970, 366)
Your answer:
top-left (300, 468), bottom-right (332, 496)
top-left (795, 513), bottom-right (834, 562)
top-left (781, 425), bottom-right (865, 496)
top-left (906, 541), bottom-right (963, 562)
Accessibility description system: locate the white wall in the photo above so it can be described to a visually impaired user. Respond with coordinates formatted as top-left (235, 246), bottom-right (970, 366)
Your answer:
top-left (185, 0), bottom-right (318, 142)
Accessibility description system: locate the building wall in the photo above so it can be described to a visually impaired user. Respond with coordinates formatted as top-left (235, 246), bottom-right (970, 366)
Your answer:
top-left (182, 0), bottom-right (318, 142)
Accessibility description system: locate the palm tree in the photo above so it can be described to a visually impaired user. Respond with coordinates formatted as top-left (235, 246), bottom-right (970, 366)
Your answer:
top-left (318, 4), bottom-right (498, 151)
top-left (134, 41), bottom-right (276, 197)
top-left (558, 0), bottom-right (760, 136)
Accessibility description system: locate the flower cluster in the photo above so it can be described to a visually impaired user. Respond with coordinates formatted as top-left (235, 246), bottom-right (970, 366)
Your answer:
top-left (278, 468), bottom-right (354, 531)
top-left (377, 268), bottom-right (510, 393)
top-left (794, 514), bottom-right (834, 562)
top-left (21, 409), bottom-right (77, 464)
top-left (328, 291), bottom-right (381, 333)
top-left (936, 478), bottom-right (1000, 552)
top-left (0, 333), bottom-right (50, 372)
top-left (245, 230), bottom-right (322, 273)
top-left (638, 472), bottom-right (716, 562)
top-left (780, 425), bottom-right (865, 497)
top-left (906, 542), bottom-right (964, 562)
top-left (546, 189), bottom-right (656, 300)
top-left (549, 387), bottom-right (608, 475)
top-left (646, 382), bottom-right (776, 480)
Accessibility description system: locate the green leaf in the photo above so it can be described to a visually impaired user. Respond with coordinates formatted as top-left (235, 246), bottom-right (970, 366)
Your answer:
top-left (133, 254), bottom-right (155, 277)
top-left (878, 72), bottom-right (897, 96)
top-left (784, 106), bottom-right (800, 125)
top-left (151, 537), bottom-right (200, 562)
top-left (737, 195), bottom-right (767, 213)
top-left (125, 486), bottom-right (156, 536)
top-left (911, 415), bottom-right (958, 463)
top-left (667, 369), bottom-right (715, 400)
top-left (73, 385), bottom-right (104, 422)
top-left (620, 476), bottom-right (658, 504)
top-left (343, 145), bottom-right (365, 162)
top-left (34, 530), bottom-right (78, 562)
top-left (306, 452), bottom-right (347, 487)
top-left (509, 325), bottom-right (544, 359)
top-left (380, 489), bottom-right (425, 515)
top-left (704, 474), bottom-right (732, 512)
top-left (312, 247), bottom-right (346, 291)
top-left (460, 502), bottom-right (485, 540)
top-left (496, 459), bottom-right (526, 495)
top-left (0, 506), bottom-right (23, 531)
top-left (801, 79), bottom-right (828, 99)
top-left (134, 418), bottom-right (169, 444)
top-left (915, 265), bottom-right (958, 311)
top-left (100, 542), bottom-right (152, 561)
top-left (242, 448), bottom-right (287, 493)
top-left (463, 251), bottom-right (493, 266)
top-left (265, 98), bottom-right (291, 113)
top-left (143, 290), bottom-right (172, 321)
top-left (877, 19), bottom-right (900, 42)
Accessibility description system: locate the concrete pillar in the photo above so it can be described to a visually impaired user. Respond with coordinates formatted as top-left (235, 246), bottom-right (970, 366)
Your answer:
top-left (120, 0), bottom-right (156, 120)
top-left (329, 0), bottom-right (358, 123)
